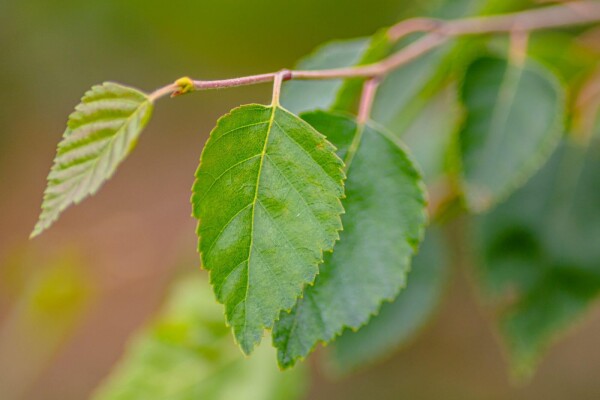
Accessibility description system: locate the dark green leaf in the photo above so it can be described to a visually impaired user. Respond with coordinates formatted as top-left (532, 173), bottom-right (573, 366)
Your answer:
top-left (31, 83), bottom-right (153, 237)
top-left (474, 137), bottom-right (600, 376)
top-left (457, 56), bottom-right (565, 212)
top-left (273, 111), bottom-right (426, 369)
top-left (191, 104), bottom-right (345, 354)
top-left (330, 229), bottom-right (449, 373)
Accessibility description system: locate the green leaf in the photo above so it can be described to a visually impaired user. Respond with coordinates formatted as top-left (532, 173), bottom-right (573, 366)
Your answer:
top-left (191, 104), bottom-right (345, 355)
top-left (31, 82), bottom-right (153, 237)
top-left (281, 38), bottom-right (371, 114)
top-left (329, 228), bottom-right (449, 373)
top-left (273, 111), bottom-right (427, 369)
top-left (93, 275), bottom-right (307, 400)
top-left (474, 138), bottom-right (600, 377)
top-left (457, 56), bottom-right (565, 212)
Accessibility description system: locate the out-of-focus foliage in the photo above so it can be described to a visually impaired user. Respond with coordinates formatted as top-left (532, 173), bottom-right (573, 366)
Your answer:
top-left (93, 275), bottom-right (306, 400)
top-left (0, 249), bottom-right (92, 399)
top-left (282, 38), bottom-right (371, 115)
top-left (457, 56), bottom-right (565, 212)
top-left (474, 135), bottom-right (600, 377)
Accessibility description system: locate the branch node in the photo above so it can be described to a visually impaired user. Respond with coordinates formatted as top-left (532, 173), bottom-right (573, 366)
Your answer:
top-left (280, 69), bottom-right (293, 81)
top-left (171, 76), bottom-right (195, 98)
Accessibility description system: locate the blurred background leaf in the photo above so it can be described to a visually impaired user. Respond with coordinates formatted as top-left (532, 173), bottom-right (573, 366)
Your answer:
top-left (93, 274), bottom-right (306, 400)
top-left (0, 248), bottom-right (93, 400)
top-left (473, 134), bottom-right (600, 377)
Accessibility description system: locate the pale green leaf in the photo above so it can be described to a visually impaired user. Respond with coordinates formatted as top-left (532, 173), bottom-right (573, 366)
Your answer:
top-left (191, 104), bottom-right (345, 355)
top-left (273, 111), bottom-right (426, 369)
top-left (474, 138), bottom-right (600, 377)
top-left (31, 82), bottom-right (153, 237)
top-left (93, 276), bottom-right (307, 400)
top-left (457, 56), bottom-right (565, 212)
top-left (330, 228), bottom-right (449, 373)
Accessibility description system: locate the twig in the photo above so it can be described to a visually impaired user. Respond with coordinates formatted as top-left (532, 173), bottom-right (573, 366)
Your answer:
top-left (149, 1), bottom-right (600, 101)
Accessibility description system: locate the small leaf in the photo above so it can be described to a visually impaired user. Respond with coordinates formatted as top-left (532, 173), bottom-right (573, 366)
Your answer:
top-left (457, 56), bottom-right (565, 212)
top-left (93, 276), bottom-right (307, 400)
top-left (273, 111), bottom-right (426, 369)
top-left (31, 82), bottom-right (153, 237)
top-left (329, 229), bottom-right (449, 373)
top-left (191, 104), bottom-right (345, 355)
top-left (474, 138), bottom-right (600, 377)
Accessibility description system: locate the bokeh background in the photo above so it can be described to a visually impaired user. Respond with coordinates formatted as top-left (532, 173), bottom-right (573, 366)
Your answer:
top-left (2, 0), bottom-right (600, 399)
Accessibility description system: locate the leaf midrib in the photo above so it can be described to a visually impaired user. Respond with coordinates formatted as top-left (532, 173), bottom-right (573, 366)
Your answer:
top-left (34, 98), bottom-right (151, 236)
top-left (241, 105), bottom-right (278, 337)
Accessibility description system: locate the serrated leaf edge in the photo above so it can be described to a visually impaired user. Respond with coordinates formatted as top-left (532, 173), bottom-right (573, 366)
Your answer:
top-left (191, 103), bottom-right (347, 355)
top-left (275, 117), bottom-right (428, 369)
top-left (31, 82), bottom-right (153, 238)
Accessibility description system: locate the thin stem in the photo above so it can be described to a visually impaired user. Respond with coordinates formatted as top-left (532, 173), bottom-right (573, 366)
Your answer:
top-left (149, 83), bottom-right (178, 102)
top-left (387, 17), bottom-right (442, 41)
top-left (509, 29), bottom-right (530, 67)
top-left (357, 78), bottom-right (380, 124)
top-left (271, 70), bottom-right (291, 106)
top-left (149, 1), bottom-right (600, 101)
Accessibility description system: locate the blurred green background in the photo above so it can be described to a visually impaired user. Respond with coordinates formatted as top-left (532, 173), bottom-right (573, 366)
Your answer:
top-left (2, 0), bottom-right (600, 399)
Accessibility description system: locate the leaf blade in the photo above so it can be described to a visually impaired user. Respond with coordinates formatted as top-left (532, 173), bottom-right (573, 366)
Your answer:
top-left (191, 104), bottom-right (345, 355)
top-left (329, 228), bottom-right (449, 373)
top-left (31, 82), bottom-right (153, 237)
top-left (273, 111), bottom-right (427, 368)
